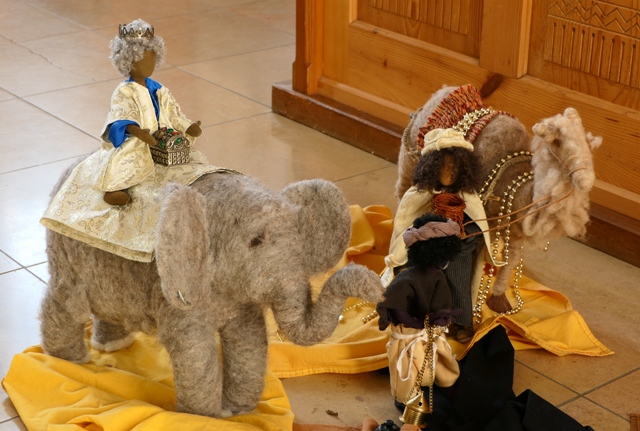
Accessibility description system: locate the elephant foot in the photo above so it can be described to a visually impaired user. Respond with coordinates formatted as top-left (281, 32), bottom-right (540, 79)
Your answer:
top-left (486, 293), bottom-right (513, 314)
top-left (222, 397), bottom-right (258, 417)
top-left (91, 333), bottom-right (135, 352)
top-left (218, 408), bottom-right (234, 418)
top-left (59, 351), bottom-right (91, 364)
top-left (91, 319), bottom-right (135, 352)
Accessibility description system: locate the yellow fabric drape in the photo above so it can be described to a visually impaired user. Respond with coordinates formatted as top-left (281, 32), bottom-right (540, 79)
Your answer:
top-left (2, 205), bottom-right (612, 431)
top-left (267, 204), bottom-right (612, 380)
top-left (3, 333), bottom-right (294, 431)
top-left (451, 276), bottom-right (613, 358)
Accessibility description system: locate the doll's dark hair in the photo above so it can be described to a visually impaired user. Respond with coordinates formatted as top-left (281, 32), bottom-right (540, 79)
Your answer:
top-left (406, 213), bottom-right (462, 268)
top-left (412, 147), bottom-right (482, 194)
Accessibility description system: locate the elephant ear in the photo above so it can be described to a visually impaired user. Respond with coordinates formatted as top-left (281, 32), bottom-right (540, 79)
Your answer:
top-left (281, 179), bottom-right (351, 275)
top-left (156, 183), bottom-right (211, 310)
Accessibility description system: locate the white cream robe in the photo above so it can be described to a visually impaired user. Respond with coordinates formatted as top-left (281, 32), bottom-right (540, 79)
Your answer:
top-left (41, 80), bottom-right (225, 262)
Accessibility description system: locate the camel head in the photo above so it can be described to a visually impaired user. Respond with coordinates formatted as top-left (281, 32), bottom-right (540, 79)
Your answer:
top-left (531, 107), bottom-right (602, 192)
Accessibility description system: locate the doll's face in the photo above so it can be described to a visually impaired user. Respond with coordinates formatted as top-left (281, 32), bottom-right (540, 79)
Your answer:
top-left (130, 50), bottom-right (156, 80)
top-left (439, 152), bottom-right (460, 186)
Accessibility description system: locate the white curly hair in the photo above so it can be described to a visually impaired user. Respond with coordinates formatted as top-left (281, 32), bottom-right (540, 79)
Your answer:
top-left (109, 18), bottom-right (166, 77)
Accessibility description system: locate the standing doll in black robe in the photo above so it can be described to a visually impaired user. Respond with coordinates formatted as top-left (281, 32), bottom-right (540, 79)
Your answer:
top-left (377, 213), bottom-right (463, 408)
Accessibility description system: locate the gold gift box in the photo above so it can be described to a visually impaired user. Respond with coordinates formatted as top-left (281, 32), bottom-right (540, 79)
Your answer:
top-left (150, 127), bottom-right (191, 166)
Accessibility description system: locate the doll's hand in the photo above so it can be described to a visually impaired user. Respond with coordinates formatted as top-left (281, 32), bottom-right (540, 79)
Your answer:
top-left (186, 121), bottom-right (202, 137)
top-left (126, 124), bottom-right (156, 146)
top-left (139, 129), bottom-right (157, 146)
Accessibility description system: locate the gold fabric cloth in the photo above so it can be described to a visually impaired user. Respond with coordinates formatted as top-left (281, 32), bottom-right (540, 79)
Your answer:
top-left (41, 79), bottom-right (225, 262)
top-left (2, 206), bottom-right (611, 431)
top-left (40, 149), bottom-right (225, 262)
top-left (3, 332), bottom-right (293, 431)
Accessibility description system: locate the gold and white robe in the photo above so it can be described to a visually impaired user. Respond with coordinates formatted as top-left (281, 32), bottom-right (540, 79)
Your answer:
top-left (41, 80), bottom-right (224, 262)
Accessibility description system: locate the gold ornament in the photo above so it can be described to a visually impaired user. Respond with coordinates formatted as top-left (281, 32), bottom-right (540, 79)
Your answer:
top-left (400, 389), bottom-right (432, 427)
top-left (338, 301), bottom-right (372, 323)
top-left (452, 107), bottom-right (493, 136)
top-left (119, 23), bottom-right (155, 40)
top-left (400, 318), bottom-right (435, 427)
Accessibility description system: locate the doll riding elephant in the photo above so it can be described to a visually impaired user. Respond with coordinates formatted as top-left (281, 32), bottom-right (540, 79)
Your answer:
top-left (39, 169), bottom-right (384, 418)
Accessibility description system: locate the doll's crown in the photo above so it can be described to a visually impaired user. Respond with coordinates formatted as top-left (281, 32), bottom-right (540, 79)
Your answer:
top-left (118, 23), bottom-right (154, 40)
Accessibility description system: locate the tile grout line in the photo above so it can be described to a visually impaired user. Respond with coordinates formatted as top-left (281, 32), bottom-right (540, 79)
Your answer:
top-left (556, 395), bottom-right (632, 424)
top-left (24, 265), bottom-right (49, 285)
top-left (175, 65), bottom-right (277, 109)
top-left (175, 41), bottom-right (295, 70)
top-left (333, 165), bottom-right (397, 184)
top-left (513, 358), bottom-right (581, 398)
top-left (515, 358), bottom-right (637, 423)
top-left (0, 154), bottom-right (93, 177)
top-left (580, 364), bottom-right (640, 397)
top-left (0, 415), bottom-right (20, 425)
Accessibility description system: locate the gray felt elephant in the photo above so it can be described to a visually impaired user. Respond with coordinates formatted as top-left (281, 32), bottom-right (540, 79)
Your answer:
top-left (40, 169), bottom-right (384, 418)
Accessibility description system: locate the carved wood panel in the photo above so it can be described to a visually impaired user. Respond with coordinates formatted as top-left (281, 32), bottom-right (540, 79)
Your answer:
top-left (529, 0), bottom-right (640, 108)
top-left (358, 0), bottom-right (483, 57)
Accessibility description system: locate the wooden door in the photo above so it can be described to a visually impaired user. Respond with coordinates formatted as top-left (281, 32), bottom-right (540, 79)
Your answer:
top-left (290, 0), bottom-right (640, 225)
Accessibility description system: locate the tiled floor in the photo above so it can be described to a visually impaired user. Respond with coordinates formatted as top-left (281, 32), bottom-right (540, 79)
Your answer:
top-left (0, 1), bottom-right (638, 430)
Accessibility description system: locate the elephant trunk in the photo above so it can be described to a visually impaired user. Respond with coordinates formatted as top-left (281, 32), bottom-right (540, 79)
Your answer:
top-left (272, 263), bottom-right (383, 346)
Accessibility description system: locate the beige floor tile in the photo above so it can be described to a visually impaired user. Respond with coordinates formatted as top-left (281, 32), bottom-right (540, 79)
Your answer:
top-left (26, 263), bottom-right (49, 284)
top-left (152, 68), bottom-right (271, 126)
top-left (0, 161), bottom-right (74, 267)
top-left (512, 362), bottom-right (578, 406)
top-left (0, 417), bottom-right (27, 431)
top-left (516, 237), bottom-right (640, 393)
top-left (281, 371), bottom-right (400, 427)
top-left (25, 80), bottom-right (119, 138)
top-left (22, 0), bottom-right (258, 30)
top-left (182, 44), bottom-right (295, 107)
top-left (0, 44), bottom-right (94, 97)
top-left (26, 67), bottom-right (270, 138)
top-left (0, 254), bottom-right (19, 275)
top-left (21, 31), bottom-right (121, 83)
top-left (585, 369), bottom-right (640, 419)
top-left (560, 397), bottom-right (630, 431)
top-left (334, 165), bottom-right (399, 212)
top-left (0, 99), bottom-right (97, 173)
top-left (0, 89), bottom-right (14, 102)
top-left (0, 0), bottom-right (84, 42)
top-left (0, 35), bottom-right (10, 46)
top-left (514, 340), bottom-right (638, 395)
top-left (227, 0), bottom-right (297, 36)
top-left (0, 394), bottom-right (17, 424)
top-left (524, 238), bottom-right (640, 327)
top-left (0, 270), bottom-right (46, 376)
top-left (199, 114), bottom-right (393, 191)
top-left (147, 9), bottom-right (295, 66)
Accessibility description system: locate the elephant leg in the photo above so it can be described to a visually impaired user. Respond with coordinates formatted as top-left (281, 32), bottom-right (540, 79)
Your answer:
top-left (40, 289), bottom-right (90, 364)
top-left (91, 318), bottom-right (135, 352)
top-left (158, 313), bottom-right (226, 418)
top-left (219, 305), bottom-right (268, 415)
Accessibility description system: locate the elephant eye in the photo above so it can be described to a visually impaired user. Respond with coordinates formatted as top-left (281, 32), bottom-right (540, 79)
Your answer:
top-left (249, 234), bottom-right (265, 247)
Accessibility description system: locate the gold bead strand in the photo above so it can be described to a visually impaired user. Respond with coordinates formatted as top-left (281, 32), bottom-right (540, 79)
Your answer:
top-left (338, 301), bottom-right (373, 323)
